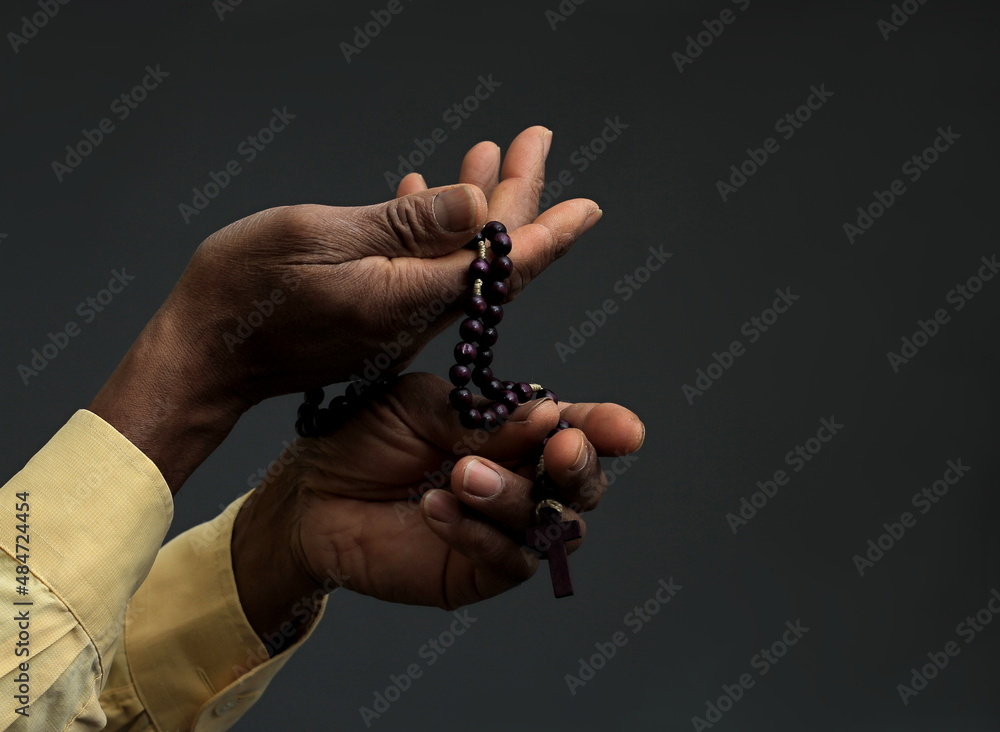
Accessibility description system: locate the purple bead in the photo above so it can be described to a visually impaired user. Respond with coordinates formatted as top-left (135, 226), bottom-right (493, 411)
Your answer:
top-left (483, 378), bottom-right (504, 399)
top-left (449, 364), bottom-right (472, 386)
top-left (557, 419), bottom-right (571, 431)
top-left (490, 256), bottom-right (513, 279)
top-left (469, 258), bottom-right (490, 280)
top-left (449, 387), bottom-right (473, 410)
top-left (491, 232), bottom-right (512, 256)
top-left (514, 382), bottom-right (533, 403)
top-left (459, 318), bottom-right (483, 341)
top-left (503, 380), bottom-right (515, 391)
top-left (538, 388), bottom-right (558, 403)
top-left (330, 395), bottom-right (350, 412)
top-left (498, 389), bottom-right (519, 410)
top-left (484, 280), bottom-right (509, 303)
top-left (474, 347), bottom-right (494, 367)
top-left (482, 221), bottom-right (507, 239)
top-left (472, 366), bottom-right (494, 387)
top-left (481, 409), bottom-right (498, 431)
top-left (478, 327), bottom-right (498, 347)
top-left (304, 387), bottom-right (325, 405)
top-left (297, 402), bottom-right (318, 419)
top-left (460, 408), bottom-right (483, 430)
top-left (482, 304), bottom-right (504, 326)
top-left (454, 342), bottom-right (477, 365)
top-left (493, 403), bottom-right (510, 422)
top-left (464, 295), bottom-right (487, 317)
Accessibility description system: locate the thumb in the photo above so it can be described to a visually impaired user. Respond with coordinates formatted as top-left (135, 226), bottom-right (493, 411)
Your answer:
top-left (343, 184), bottom-right (488, 259)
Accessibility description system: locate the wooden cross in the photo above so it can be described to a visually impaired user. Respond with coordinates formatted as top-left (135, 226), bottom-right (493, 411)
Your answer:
top-left (524, 504), bottom-right (581, 598)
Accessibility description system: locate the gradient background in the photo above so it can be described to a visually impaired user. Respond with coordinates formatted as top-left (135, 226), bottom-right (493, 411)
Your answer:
top-left (2, 0), bottom-right (999, 729)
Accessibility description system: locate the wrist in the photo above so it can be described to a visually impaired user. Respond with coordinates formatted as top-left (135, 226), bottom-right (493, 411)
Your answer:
top-left (231, 479), bottom-right (324, 653)
top-left (88, 304), bottom-right (248, 494)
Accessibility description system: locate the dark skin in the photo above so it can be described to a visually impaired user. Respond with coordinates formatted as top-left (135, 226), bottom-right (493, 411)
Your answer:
top-left (231, 373), bottom-right (644, 643)
top-left (88, 126), bottom-right (641, 648)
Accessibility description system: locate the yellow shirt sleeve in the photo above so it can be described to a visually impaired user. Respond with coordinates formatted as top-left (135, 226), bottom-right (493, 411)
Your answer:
top-left (99, 491), bottom-right (328, 731)
top-left (0, 410), bottom-right (173, 730)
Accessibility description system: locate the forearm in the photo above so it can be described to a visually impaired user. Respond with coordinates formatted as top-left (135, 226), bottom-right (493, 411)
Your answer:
top-left (88, 304), bottom-right (247, 495)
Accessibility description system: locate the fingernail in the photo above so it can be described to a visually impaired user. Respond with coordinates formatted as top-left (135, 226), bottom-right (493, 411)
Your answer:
top-left (542, 129), bottom-right (553, 159)
top-left (434, 186), bottom-right (476, 232)
top-left (424, 489), bottom-right (462, 524)
top-left (415, 173), bottom-right (426, 186)
top-left (569, 438), bottom-right (589, 472)
top-left (464, 460), bottom-right (503, 498)
top-left (581, 207), bottom-right (603, 234)
top-left (635, 421), bottom-right (646, 450)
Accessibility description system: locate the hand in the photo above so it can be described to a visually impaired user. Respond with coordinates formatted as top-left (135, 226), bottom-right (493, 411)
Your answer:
top-left (89, 126), bottom-right (602, 492)
top-left (232, 373), bottom-right (644, 641)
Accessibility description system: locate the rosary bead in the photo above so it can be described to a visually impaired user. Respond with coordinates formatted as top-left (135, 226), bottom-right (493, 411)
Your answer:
top-left (449, 364), bottom-right (472, 386)
top-left (304, 387), bottom-right (325, 405)
top-left (482, 304), bottom-right (504, 326)
top-left (315, 408), bottom-right (339, 433)
top-left (478, 327), bottom-right (498, 347)
top-left (460, 408), bottom-right (484, 429)
top-left (482, 221), bottom-right (507, 239)
top-left (503, 380), bottom-right (515, 391)
top-left (294, 418), bottom-right (308, 438)
top-left (297, 402), bottom-right (319, 419)
top-left (556, 419), bottom-right (571, 431)
top-left (469, 258), bottom-right (490, 280)
top-left (490, 256), bottom-right (513, 279)
top-left (484, 280), bottom-right (509, 303)
top-left (483, 378), bottom-right (504, 399)
top-left (514, 382), bottom-right (533, 403)
top-left (330, 395), bottom-right (350, 413)
top-left (460, 318), bottom-right (484, 341)
top-left (493, 403), bottom-right (510, 422)
top-left (491, 231), bottom-right (512, 256)
top-left (498, 389), bottom-right (519, 410)
top-left (481, 409), bottom-right (498, 431)
top-left (454, 342), bottom-right (477, 365)
top-left (474, 347), bottom-right (494, 367)
top-left (449, 387), bottom-right (473, 410)
top-left (537, 388), bottom-right (558, 403)
top-left (464, 295), bottom-right (488, 317)
top-left (472, 365), bottom-right (494, 387)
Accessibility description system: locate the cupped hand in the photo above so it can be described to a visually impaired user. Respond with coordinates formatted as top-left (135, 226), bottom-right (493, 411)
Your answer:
top-left (234, 373), bottom-right (644, 616)
top-left (161, 126), bottom-right (601, 409)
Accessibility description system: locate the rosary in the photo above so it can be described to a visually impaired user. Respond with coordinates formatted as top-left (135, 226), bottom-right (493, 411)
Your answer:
top-left (295, 221), bottom-right (580, 598)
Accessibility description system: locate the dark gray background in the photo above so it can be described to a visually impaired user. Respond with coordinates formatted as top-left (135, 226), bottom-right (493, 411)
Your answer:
top-left (2, 0), bottom-right (999, 730)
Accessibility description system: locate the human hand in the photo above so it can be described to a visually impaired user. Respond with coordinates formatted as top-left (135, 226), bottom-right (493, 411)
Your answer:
top-left (231, 372), bottom-right (644, 636)
top-left (89, 126), bottom-right (601, 492)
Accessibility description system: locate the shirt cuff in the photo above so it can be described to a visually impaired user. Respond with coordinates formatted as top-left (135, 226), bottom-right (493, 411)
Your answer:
top-left (0, 409), bottom-right (173, 672)
top-left (125, 490), bottom-right (328, 732)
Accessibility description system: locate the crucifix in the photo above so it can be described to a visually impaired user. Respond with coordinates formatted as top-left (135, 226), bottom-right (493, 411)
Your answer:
top-left (524, 498), bottom-right (581, 598)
